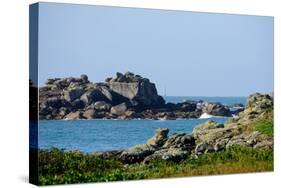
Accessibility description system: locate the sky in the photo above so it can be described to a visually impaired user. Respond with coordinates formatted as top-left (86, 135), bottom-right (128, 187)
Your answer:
top-left (37, 2), bottom-right (274, 96)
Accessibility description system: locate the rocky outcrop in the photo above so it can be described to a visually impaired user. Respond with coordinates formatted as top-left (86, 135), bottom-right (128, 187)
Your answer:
top-left (192, 93), bottom-right (274, 155)
top-left (93, 128), bottom-right (196, 164)
top-left (92, 93), bottom-right (273, 164)
top-left (106, 72), bottom-right (165, 107)
top-left (39, 72), bottom-right (241, 120)
top-left (39, 73), bottom-right (167, 120)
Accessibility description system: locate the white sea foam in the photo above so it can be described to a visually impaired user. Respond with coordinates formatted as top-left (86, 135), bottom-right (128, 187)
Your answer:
top-left (199, 113), bottom-right (229, 119)
top-left (199, 113), bottom-right (215, 119)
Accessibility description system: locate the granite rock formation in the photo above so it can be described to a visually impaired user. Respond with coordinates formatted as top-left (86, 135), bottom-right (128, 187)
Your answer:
top-left (39, 72), bottom-right (240, 120)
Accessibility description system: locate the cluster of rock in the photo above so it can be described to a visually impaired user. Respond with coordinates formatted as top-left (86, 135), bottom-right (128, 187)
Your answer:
top-left (39, 72), bottom-right (238, 120)
top-left (93, 128), bottom-right (196, 164)
top-left (93, 93), bottom-right (273, 164)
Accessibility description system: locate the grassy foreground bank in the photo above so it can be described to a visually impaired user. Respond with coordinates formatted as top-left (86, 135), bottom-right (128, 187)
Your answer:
top-left (38, 146), bottom-right (273, 185)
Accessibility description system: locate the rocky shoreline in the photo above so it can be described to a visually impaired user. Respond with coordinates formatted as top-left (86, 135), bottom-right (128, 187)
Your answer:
top-left (39, 72), bottom-right (243, 120)
top-left (92, 93), bottom-right (273, 164)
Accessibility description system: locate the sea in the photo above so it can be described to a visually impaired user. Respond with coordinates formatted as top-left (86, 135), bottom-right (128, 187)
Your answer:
top-left (36, 96), bottom-right (246, 153)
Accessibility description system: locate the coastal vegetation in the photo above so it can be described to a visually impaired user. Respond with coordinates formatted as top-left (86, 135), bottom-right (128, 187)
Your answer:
top-left (38, 145), bottom-right (273, 185)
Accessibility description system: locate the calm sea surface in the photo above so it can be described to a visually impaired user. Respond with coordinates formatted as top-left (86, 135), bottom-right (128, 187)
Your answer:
top-left (37, 96), bottom-right (246, 153)
top-left (164, 96), bottom-right (247, 106)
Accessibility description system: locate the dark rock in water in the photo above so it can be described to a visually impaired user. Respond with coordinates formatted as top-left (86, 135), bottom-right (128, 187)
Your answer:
top-left (201, 102), bottom-right (231, 117)
top-left (180, 102), bottom-right (197, 112)
top-left (39, 72), bottom-right (239, 120)
top-left (233, 103), bottom-right (244, 108)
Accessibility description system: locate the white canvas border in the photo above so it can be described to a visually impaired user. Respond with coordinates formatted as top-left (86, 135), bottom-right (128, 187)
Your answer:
top-left (0, 0), bottom-right (279, 187)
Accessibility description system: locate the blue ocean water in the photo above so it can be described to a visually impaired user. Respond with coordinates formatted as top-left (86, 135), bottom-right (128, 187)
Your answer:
top-left (164, 96), bottom-right (247, 106)
top-left (38, 118), bottom-right (227, 153)
top-left (37, 96), bottom-right (246, 153)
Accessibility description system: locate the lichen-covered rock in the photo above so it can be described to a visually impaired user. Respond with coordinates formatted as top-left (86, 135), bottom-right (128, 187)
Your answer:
top-left (254, 139), bottom-right (273, 149)
top-left (163, 133), bottom-right (195, 150)
top-left (237, 93), bottom-right (273, 123)
top-left (194, 143), bottom-right (214, 155)
top-left (147, 128), bottom-right (169, 147)
top-left (120, 144), bottom-right (157, 164)
top-left (92, 150), bottom-right (123, 160)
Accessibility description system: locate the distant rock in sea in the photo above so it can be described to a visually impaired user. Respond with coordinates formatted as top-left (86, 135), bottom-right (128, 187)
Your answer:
top-left (39, 72), bottom-right (235, 120)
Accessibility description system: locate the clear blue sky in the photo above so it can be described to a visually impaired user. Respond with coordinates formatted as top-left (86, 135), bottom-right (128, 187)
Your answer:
top-left (37, 2), bottom-right (273, 96)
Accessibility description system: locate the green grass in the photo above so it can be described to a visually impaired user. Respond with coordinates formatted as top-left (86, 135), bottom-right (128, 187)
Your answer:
top-left (240, 110), bottom-right (273, 137)
top-left (38, 146), bottom-right (273, 185)
top-left (255, 120), bottom-right (273, 136)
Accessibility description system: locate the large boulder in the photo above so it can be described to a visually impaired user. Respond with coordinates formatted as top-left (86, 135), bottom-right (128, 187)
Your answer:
top-left (80, 88), bottom-right (111, 105)
top-left (163, 133), bottom-right (195, 150)
top-left (93, 101), bottom-right (112, 111)
top-left (192, 120), bottom-right (238, 144)
top-left (194, 143), bottom-right (214, 155)
top-left (107, 72), bottom-right (165, 107)
top-left (143, 148), bottom-right (189, 163)
top-left (83, 109), bottom-right (97, 119)
top-left (92, 150), bottom-right (123, 160)
top-left (237, 93), bottom-right (273, 123)
top-left (64, 87), bottom-right (85, 102)
top-left (120, 144), bottom-right (157, 164)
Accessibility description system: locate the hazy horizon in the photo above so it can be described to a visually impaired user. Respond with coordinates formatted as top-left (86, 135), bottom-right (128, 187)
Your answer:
top-left (36, 2), bottom-right (274, 96)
